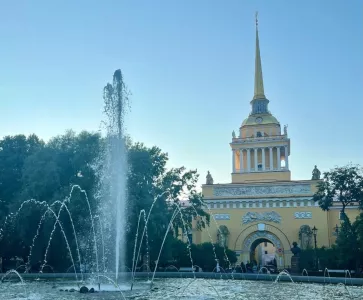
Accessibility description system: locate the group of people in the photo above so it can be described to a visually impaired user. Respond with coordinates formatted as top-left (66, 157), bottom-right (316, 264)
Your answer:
top-left (240, 261), bottom-right (258, 273)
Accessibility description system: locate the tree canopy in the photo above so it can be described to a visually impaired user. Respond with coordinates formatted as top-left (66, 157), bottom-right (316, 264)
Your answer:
top-left (313, 164), bottom-right (363, 213)
top-left (0, 130), bottom-right (218, 272)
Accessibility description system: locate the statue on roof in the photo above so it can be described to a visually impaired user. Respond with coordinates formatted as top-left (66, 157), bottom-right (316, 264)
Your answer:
top-left (312, 165), bottom-right (321, 180)
top-left (206, 171), bottom-right (214, 185)
top-left (232, 130), bottom-right (236, 139)
top-left (284, 124), bottom-right (288, 135)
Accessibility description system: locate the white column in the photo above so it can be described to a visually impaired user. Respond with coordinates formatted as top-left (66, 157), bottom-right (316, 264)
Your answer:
top-left (247, 149), bottom-right (251, 172)
top-left (269, 147), bottom-right (273, 170)
top-left (277, 147), bottom-right (281, 170)
top-left (262, 148), bottom-right (265, 171)
top-left (232, 149), bottom-right (236, 173)
top-left (285, 145), bottom-right (289, 170)
top-left (239, 149), bottom-right (244, 173)
top-left (254, 148), bottom-right (258, 171)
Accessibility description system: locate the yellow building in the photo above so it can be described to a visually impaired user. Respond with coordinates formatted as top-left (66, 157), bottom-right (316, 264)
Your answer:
top-left (194, 16), bottom-right (360, 268)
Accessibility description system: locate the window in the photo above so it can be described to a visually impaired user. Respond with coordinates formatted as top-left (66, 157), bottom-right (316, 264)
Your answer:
top-left (258, 164), bottom-right (263, 171)
top-left (265, 251), bottom-right (268, 255)
top-left (256, 131), bottom-right (263, 137)
top-left (264, 242), bottom-right (267, 247)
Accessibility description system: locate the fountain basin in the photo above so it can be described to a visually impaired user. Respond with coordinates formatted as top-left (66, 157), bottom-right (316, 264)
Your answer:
top-left (1, 277), bottom-right (363, 299)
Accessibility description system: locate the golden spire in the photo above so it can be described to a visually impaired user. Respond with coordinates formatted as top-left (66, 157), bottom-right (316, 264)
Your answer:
top-left (253, 12), bottom-right (266, 100)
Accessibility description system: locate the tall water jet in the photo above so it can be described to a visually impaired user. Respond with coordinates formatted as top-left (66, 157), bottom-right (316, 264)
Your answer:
top-left (99, 69), bottom-right (130, 280)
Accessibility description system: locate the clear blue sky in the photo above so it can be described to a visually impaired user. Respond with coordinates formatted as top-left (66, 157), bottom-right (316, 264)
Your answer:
top-left (1, 0), bottom-right (362, 186)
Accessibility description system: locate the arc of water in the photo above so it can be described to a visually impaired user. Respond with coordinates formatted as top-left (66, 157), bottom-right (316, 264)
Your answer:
top-left (274, 271), bottom-right (295, 283)
top-left (0, 269), bottom-right (25, 284)
top-left (256, 267), bottom-right (273, 281)
top-left (173, 204), bottom-right (196, 278)
top-left (70, 185), bottom-right (99, 283)
top-left (130, 190), bottom-right (170, 287)
top-left (150, 204), bottom-right (197, 286)
top-left (337, 282), bottom-right (352, 298)
top-left (323, 267), bottom-right (331, 285)
top-left (142, 210), bottom-right (150, 280)
top-left (38, 205), bottom-right (79, 281)
top-left (301, 268), bottom-right (310, 282)
top-left (27, 200), bottom-right (82, 281)
top-left (189, 204), bottom-right (239, 280)
top-left (189, 205), bottom-right (218, 261)
top-left (26, 209), bottom-right (49, 272)
top-left (178, 277), bottom-right (221, 299)
top-left (41, 264), bottom-right (55, 273)
top-left (14, 265), bottom-right (27, 273)
top-left (344, 270), bottom-right (352, 286)
top-left (52, 200), bottom-right (82, 276)
top-left (196, 198), bottom-right (233, 274)
top-left (96, 274), bottom-right (126, 300)
top-left (0, 199), bottom-right (48, 240)
top-left (131, 209), bottom-right (146, 282)
top-left (164, 265), bottom-right (179, 272)
top-left (150, 208), bottom-right (179, 285)
top-left (94, 215), bottom-right (106, 273)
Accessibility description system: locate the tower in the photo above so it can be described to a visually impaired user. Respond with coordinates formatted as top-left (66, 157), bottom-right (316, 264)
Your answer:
top-left (231, 13), bottom-right (291, 183)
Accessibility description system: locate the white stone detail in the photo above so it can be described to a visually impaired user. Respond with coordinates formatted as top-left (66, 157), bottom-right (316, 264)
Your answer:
top-left (257, 223), bottom-right (266, 231)
top-left (242, 211), bottom-right (282, 224)
top-left (214, 184), bottom-right (311, 197)
top-left (213, 214), bottom-right (230, 220)
top-left (294, 212), bottom-right (312, 219)
top-left (243, 231), bottom-right (282, 250)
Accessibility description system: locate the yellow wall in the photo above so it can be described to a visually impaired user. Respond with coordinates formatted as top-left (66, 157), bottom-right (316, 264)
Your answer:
top-left (240, 124), bottom-right (281, 138)
top-left (232, 171), bottom-right (291, 183)
top-left (197, 180), bottom-right (360, 267)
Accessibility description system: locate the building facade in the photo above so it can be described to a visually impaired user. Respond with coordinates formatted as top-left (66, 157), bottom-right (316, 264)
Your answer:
top-left (194, 17), bottom-right (360, 268)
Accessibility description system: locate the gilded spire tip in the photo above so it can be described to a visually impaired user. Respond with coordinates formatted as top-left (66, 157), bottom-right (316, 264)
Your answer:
top-left (253, 11), bottom-right (265, 100)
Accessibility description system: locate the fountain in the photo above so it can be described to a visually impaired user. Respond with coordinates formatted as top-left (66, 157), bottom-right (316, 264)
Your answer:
top-left (1, 70), bottom-right (363, 299)
top-left (99, 69), bottom-right (129, 281)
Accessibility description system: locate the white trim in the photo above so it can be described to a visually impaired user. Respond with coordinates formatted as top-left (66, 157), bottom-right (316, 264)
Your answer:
top-left (204, 197), bottom-right (321, 209)
top-left (231, 136), bottom-right (289, 145)
top-left (330, 206), bottom-right (360, 210)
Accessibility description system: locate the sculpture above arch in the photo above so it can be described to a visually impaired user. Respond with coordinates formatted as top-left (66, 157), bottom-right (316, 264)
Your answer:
top-left (242, 211), bottom-right (281, 224)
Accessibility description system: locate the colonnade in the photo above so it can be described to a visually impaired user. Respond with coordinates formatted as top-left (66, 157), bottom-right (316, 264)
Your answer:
top-left (232, 145), bottom-right (288, 173)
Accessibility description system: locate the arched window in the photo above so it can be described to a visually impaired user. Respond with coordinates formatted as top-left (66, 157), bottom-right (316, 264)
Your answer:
top-left (256, 131), bottom-right (263, 137)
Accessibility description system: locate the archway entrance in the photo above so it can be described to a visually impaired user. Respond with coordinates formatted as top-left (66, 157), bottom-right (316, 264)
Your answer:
top-left (249, 238), bottom-right (276, 267)
top-left (241, 230), bottom-right (285, 268)
top-left (234, 223), bottom-right (293, 269)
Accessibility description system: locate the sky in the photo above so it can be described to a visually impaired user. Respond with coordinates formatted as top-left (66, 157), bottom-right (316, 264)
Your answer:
top-left (1, 0), bottom-right (362, 187)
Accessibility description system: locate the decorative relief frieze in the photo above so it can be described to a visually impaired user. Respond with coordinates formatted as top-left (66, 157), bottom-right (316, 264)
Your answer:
top-left (213, 214), bottom-right (230, 220)
top-left (213, 184), bottom-right (311, 197)
top-left (242, 211), bottom-right (282, 224)
top-left (294, 212), bottom-right (312, 219)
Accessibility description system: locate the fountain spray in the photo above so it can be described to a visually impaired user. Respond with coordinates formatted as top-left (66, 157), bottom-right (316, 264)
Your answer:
top-left (101, 69), bottom-right (130, 281)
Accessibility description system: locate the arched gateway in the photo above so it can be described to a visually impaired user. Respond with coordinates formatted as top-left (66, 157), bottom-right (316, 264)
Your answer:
top-left (234, 223), bottom-right (293, 268)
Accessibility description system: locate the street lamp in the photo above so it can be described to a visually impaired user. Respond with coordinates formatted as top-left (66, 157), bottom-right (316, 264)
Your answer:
top-left (312, 226), bottom-right (318, 270)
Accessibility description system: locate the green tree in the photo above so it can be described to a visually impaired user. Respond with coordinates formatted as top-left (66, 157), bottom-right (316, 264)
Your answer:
top-left (313, 164), bottom-right (363, 213)
top-left (126, 142), bottom-right (210, 268)
top-left (313, 164), bottom-right (363, 271)
top-left (0, 134), bottom-right (44, 216)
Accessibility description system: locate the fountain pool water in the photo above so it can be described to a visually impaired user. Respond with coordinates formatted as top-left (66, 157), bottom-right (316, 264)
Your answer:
top-left (0, 278), bottom-right (362, 299)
